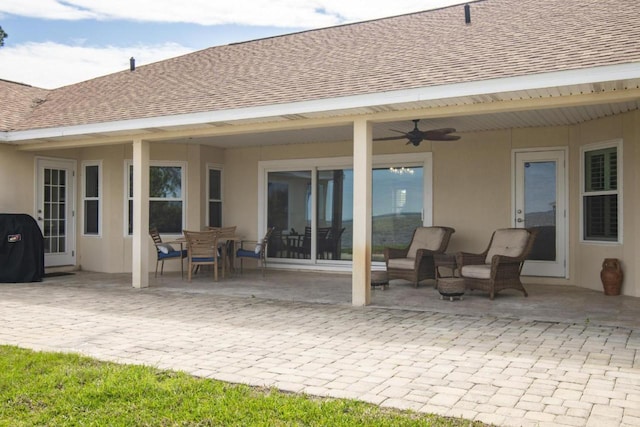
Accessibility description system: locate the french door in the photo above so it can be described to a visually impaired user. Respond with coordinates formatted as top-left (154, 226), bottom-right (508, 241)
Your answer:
top-left (513, 150), bottom-right (567, 277)
top-left (36, 158), bottom-right (76, 267)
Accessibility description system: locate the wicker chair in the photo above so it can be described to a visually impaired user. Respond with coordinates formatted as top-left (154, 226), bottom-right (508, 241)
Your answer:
top-left (456, 228), bottom-right (538, 300)
top-left (384, 226), bottom-right (455, 287)
top-left (183, 229), bottom-right (224, 282)
top-left (236, 227), bottom-right (274, 275)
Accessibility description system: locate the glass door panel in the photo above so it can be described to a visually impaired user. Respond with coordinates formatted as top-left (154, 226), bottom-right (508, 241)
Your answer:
top-left (372, 166), bottom-right (423, 261)
top-left (523, 161), bottom-right (556, 261)
top-left (267, 171), bottom-right (312, 260)
top-left (317, 169), bottom-right (353, 261)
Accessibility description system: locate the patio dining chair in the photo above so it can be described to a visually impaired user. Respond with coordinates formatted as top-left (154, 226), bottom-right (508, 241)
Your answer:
top-left (384, 226), bottom-right (455, 287)
top-left (183, 229), bottom-right (224, 282)
top-left (208, 226), bottom-right (239, 272)
top-left (456, 228), bottom-right (538, 300)
top-left (149, 228), bottom-right (187, 278)
top-left (236, 227), bottom-right (274, 275)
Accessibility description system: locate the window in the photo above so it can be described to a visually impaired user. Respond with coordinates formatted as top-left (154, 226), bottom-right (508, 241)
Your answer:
top-left (582, 141), bottom-right (621, 242)
top-left (126, 162), bottom-right (185, 234)
top-left (82, 161), bottom-right (101, 235)
top-left (207, 166), bottom-right (223, 227)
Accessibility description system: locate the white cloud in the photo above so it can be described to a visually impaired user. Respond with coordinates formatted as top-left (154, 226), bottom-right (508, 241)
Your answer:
top-left (0, 41), bottom-right (193, 88)
top-left (0, 0), bottom-right (99, 20)
top-left (0, 0), bottom-right (467, 27)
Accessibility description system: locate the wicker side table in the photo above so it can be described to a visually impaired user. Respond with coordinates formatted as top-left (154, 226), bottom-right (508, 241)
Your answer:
top-left (437, 277), bottom-right (465, 301)
top-left (371, 271), bottom-right (389, 290)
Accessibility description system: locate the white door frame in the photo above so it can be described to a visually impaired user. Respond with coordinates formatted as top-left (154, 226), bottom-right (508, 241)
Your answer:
top-left (35, 157), bottom-right (77, 267)
top-left (512, 148), bottom-right (568, 278)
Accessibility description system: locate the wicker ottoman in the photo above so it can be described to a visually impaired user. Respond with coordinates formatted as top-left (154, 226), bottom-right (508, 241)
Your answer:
top-left (437, 277), bottom-right (465, 301)
top-left (371, 271), bottom-right (389, 290)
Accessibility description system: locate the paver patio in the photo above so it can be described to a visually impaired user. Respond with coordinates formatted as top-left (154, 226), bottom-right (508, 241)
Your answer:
top-left (0, 270), bottom-right (639, 426)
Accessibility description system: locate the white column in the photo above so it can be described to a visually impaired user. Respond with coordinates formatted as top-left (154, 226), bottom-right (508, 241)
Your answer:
top-left (132, 139), bottom-right (150, 288)
top-left (352, 119), bottom-right (372, 306)
top-left (186, 144), bottom-right (201, 230)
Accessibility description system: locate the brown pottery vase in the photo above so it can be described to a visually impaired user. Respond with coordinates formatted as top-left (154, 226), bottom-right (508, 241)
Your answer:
top-left (600, 258), bottom-right (623, 296)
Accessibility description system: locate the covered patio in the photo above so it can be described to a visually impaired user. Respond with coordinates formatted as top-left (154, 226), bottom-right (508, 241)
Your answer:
top-left (2, 0), bottom-right (639, 311)
top-left (44, 268), bottom-right (640, 330)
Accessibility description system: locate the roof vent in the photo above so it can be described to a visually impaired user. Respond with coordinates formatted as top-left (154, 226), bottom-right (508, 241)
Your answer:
top-left (464, 4), bottom-right (471, 24)
top-left (130, 57), bottom-right (135, 71)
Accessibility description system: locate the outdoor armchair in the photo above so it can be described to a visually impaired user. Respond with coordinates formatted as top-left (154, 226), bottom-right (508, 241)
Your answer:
top-left (236, 227), bottom-right (274, 275)
top-left (384, 226), bottom-right (455, 287)
top-left (456, 228), bottom-right (538, 300)
top-left (149, 227), bottom-right (187, 278)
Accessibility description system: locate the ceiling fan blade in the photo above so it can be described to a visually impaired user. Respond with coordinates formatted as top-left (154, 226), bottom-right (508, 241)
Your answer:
top-left (373, 135), bottom-right (410, 141)
top-left (429, 134), bottom-right (461, 141)
top-left (423, 128), bottom-right (460, 141)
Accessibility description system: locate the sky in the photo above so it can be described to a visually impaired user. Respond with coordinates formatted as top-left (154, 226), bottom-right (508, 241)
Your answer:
top-left (0, 0), bottom-right (467, 89)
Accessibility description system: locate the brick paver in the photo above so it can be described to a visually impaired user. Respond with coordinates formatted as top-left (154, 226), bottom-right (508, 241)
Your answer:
top-left (0, 280), bottom-right (639, 426)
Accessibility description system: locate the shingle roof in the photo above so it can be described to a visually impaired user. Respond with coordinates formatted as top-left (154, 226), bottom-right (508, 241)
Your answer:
top-left (5, 0), bottom-right (640, 132)
top-left (0, 79), bottom-right (49, 131)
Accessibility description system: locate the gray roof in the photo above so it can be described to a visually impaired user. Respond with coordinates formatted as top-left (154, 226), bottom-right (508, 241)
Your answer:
top-left (3, 0), bottom-right (640, 132)
top-left (0, 79), bottom-right (49, 131)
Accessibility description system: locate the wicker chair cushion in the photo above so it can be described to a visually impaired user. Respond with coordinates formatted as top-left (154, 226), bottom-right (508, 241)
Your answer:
top-left (407, 227), bottom-right (446, 259)
top-left (484, 229), bottom-right (529, 264)
top-left (460, 264), bottom-right (491, 279)
top-left (387, 257), bottom-right (414, 270)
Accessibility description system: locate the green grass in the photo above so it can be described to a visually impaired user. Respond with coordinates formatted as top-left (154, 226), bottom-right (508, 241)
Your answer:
top-left (0, 346), bottom-right (488, 427)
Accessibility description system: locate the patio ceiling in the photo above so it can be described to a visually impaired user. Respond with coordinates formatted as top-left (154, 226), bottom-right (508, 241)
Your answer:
top-left (174, 97), bottom-right (640, 148)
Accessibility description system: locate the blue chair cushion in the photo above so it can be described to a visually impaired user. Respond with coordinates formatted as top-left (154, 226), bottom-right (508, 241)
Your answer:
top-left (237, 249), bottom-right (260, 259)
top-left (192, 256), bottom-right (217, 262)
top-left (158, 249), bottom-right (187, 260)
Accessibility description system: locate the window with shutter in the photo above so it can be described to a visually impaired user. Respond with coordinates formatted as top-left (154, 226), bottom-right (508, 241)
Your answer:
top-left (582, 143), bottom-right (620, 242)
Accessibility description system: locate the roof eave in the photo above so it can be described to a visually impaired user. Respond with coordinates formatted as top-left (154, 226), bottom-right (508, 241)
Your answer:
top-left (4, 62), bottom-right (640, 144)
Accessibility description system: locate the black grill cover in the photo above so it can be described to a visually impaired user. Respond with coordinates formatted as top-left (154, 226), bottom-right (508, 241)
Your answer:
top-left (0, 214), bottom-right (45, 283)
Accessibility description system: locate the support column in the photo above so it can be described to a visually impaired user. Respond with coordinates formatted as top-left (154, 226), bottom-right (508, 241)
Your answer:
top-left (186, 144), bottom-right (202, 230)
top-left (132, 139), bottom-right (150, 288)
top-left (352, 119), bottom-right (372, 306)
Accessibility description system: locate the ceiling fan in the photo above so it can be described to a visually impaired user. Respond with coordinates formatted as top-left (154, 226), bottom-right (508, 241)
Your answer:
top-left (374, 119), bottom-right (461, 146)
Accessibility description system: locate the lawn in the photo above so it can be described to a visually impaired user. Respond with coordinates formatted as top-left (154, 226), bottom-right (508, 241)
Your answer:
top-left (0, 346), bottom-right (488, 426)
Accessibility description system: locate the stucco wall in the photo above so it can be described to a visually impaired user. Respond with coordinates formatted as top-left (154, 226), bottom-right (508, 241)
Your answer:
top-left (568, 112), bottom-right (638, 296)
top-left (76, 144), bottom-right (128, 272)
top-left (432, 129), bottom-right (513, 254)
top-left (70, 142), bottom-right (224, 273)
top-left (0, 145), bottom-right (35, 214)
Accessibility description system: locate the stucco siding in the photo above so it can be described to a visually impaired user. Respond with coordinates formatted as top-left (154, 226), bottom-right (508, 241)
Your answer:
top-left (0, 145), bottom-right (35, 214)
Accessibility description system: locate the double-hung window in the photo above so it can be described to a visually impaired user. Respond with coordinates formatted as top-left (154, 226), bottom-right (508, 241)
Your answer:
top-left (207, 165), bottom-right (223, 227)
top-left (581, 141), bottom-right (621, 243)
top-left (82, 161), bottom-right (101, 236)
top-left (126, 161), bottom-right (185, 234)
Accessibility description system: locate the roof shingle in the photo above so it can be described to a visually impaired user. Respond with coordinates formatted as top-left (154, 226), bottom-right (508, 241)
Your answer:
top-left (6, 0), bottom-right (640, 132)
top-left (0, 79), bottom-right (49, 131)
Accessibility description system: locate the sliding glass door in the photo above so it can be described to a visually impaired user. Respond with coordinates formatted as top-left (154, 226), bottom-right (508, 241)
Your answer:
top-left (262, 154), bottom-right (429, 266)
